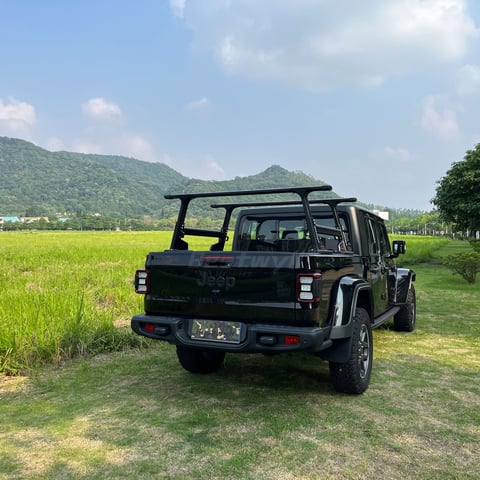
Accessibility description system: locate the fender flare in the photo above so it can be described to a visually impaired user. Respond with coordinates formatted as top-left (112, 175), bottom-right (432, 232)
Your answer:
top-left (392, 268), bottom-right (416, 304)
top-left (319, 276), bottom-right (372, 363)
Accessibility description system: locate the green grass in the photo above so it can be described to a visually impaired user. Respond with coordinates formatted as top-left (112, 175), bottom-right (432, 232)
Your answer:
top-left (395, 235), bottom-right (454, 264)
top-left (0, 230), bottom-right (228, 375)
top-left (1, 233), bottom-right (479, 479)
top-left (0, 231), bottom-right (168, 374)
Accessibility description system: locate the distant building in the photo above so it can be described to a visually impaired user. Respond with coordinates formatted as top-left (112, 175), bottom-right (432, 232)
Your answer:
top-left (373, 210), bottom-right (389, 221)
top-left (0, 216), bottom-right (21, 225)
top-left (22, 217), bottom-right (49, 224)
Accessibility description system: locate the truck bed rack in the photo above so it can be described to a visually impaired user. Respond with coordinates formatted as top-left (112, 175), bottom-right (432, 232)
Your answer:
top-left (165, 185), bottom-right (353, 252)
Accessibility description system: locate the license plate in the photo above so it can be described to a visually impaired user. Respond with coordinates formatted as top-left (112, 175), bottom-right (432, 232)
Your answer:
top-left (190, 319), bottom-right (243, 344)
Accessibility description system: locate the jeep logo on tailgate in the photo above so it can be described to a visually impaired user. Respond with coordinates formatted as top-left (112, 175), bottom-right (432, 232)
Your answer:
top-left (197, 271), bottom-right (236, 291)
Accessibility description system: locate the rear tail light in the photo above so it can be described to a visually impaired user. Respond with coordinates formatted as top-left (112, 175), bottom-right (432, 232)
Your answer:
top-left (143, 323), bottom-right (155, 332)
top-left (135, 269), bottom-right (150, 294)
top-left (284, 335), bottom-right (301, 345)
top-left (296, 273), bottom-right (321, 302)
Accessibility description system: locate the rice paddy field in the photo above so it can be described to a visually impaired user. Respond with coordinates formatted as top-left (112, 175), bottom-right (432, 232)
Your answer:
top-left (1, 231), bottom-right (479, 479)
top-left (0, 231), bottom-right (168, 374)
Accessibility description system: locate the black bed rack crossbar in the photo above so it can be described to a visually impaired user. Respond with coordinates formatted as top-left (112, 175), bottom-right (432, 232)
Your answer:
top-left (210, 197), bottom-right (357, 209)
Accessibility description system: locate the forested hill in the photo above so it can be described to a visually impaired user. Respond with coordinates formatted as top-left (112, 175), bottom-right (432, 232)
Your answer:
top-left (0, 137), bottom-right (332, 218)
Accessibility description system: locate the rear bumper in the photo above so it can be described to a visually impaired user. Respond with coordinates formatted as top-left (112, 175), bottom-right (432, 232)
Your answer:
top-left (131, 314), bottom-right (333, 354)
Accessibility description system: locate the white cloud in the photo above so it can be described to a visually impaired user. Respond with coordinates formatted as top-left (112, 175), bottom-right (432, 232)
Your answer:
top-left (44, 137), bottom-right (65, 152)
top-left (382, 0), bottom-right (477, 59)
top-left (169, 0), bottom-right (186, 18)
top-left (455, 64), bottom-right (480, 95)
top-left (203, 156), bottom-right (225, 180)
top-left (384, 146), bottom-right (414, 162)
top-left (161, 153), bottom-right (175, 167)
top-left (184, 97), bottom-right (210, 111)
top-left (119, 134), bottom-right (156, 162)
top-left (0, 97), bottom-right (36, 134)
top-left (69, 133), bottom-right (157, 162)
top-left (172, 154), bottom-right (226, 180)
top-left (37, 97), bottom-right (157, 162)
top-left (71, 140), bottom-right (103, 154)
top-left (420, 95), bottom-right (460, 140)
top-left (179, 0), bottom-right (478, 91)
top-left (82, 97), bottom-right (123, 120)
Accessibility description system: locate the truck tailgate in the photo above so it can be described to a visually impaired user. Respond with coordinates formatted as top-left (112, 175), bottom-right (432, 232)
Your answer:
top-left (143, 250), bottom-right (299, 325)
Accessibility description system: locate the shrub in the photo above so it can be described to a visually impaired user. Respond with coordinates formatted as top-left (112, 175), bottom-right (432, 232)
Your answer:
top-left (469, 239), bottom-right (480, 252)
top-left (444, 252), bottom-right (480, 284)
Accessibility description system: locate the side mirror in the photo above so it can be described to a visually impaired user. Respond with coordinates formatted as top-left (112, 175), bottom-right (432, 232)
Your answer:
top-left (392, 240), bottom-right (406, 256)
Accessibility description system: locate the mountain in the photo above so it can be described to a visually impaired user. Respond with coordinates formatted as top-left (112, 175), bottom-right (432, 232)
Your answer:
top-left (0, 136), bottom-right (334, 218)
top-left (0, 137), bottom-right (186, 217)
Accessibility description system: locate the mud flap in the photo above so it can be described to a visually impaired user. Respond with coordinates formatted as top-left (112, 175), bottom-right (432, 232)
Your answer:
top-left (317, 337), bottom-right (352, 363)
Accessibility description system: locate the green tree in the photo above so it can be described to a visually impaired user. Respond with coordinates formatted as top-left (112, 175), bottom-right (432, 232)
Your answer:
top-left (417, 211), bottom-right (443, 235)
top-left (433, 144), bottom-right (480, 234)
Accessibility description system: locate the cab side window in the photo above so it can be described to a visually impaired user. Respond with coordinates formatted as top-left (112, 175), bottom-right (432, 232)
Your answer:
top-left (366, 217), bottom-right (379, 255)
top-left (376, 222), bottom-right (391, 257)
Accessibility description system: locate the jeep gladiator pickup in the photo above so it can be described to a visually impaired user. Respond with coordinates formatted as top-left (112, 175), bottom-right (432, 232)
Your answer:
top-left (131, 185), bottom-right (416, 394)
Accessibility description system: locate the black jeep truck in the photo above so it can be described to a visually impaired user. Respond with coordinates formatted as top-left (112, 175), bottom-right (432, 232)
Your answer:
top-left (131, 185), bottom-right (416, 394)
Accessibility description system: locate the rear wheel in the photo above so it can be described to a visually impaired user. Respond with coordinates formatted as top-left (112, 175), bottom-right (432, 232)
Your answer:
top-left (394, 284), bottom-right (416, 332)
top-left (176, 346), bottom-right (226, 374)
top-left (329, 308), bottom-right (372, 394)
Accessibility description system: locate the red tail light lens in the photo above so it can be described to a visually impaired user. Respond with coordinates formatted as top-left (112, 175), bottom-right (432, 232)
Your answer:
top-left (143, 323), bottom-right (155, 332)
top-left (284, 335), bottom-right (301, 345)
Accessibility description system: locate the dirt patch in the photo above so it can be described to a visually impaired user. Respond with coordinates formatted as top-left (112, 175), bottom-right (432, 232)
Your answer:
top-left (0, 375), bottom-right (29, 395)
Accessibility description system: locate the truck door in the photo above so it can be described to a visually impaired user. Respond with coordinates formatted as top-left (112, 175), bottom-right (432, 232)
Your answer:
top-left (365, 215), bottom-right (389, 317)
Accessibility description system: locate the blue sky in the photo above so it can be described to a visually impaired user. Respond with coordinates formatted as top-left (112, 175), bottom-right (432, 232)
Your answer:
top-left (1, 0), bottom-right (480, 210)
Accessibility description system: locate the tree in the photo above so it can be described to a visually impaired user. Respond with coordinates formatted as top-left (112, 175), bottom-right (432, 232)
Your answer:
top-left (433, 144), bottom-right (480, 234)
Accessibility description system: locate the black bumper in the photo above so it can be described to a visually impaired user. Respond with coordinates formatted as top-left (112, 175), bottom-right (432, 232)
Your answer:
top-left (131, 314), bottom-right (333, 354)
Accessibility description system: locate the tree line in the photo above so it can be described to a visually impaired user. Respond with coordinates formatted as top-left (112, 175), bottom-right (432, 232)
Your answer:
top-left (0, 210), bottom-right (463, 237)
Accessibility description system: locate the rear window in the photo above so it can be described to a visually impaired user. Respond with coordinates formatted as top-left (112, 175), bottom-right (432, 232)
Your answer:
top-left (237, 214), bottom-right (350, 252)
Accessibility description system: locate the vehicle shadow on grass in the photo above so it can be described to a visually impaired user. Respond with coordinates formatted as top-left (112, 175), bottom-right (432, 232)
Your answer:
top-left (184, 351), bottom-right (337, 397)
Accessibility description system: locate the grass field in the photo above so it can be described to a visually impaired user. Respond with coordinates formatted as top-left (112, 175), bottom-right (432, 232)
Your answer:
top-left (1, 232), bottom-right (479, 479)
top-left (0, 231), bottom-right (173, 374)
